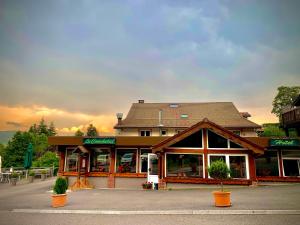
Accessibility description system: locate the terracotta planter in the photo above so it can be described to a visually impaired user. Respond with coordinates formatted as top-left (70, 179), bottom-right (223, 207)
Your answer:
top-left (52, 194), bottom-right (67, 208)
top-left (213, 191), bottom-right (231, 207)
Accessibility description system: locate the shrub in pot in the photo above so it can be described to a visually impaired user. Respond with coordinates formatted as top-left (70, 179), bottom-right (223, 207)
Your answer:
top-left (10, 172), bottom-right (19, 186)
top-left (41, 170), bottom-right (47, 181)
top-left (52, 177), bottom-right (68, 208)
top-left (28, 170), bottom-right (35, 183)
top-left (208, 159), bottom-right (231, 207)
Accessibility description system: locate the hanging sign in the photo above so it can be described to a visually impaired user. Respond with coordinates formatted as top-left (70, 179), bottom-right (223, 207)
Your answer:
top-left (269, 139), bottom-right (300, 147)
top-left (83, 138), bottom-right (116, 145)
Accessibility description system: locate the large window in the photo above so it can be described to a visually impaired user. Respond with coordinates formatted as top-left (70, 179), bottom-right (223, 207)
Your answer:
top-left (116, 149), bottom-right (137, 173)
top-left (170, 130), bottom-right (203, 148)
top-left (90, 148), bottom-right (110, 172)
top-left (208, 154), bottom-right (248, 179)
top-left (166, 154), bottom-right (203, 177)
top-left (140, 149), bottom-right (152, 173)
top-left (282, 150), bottom-right (300, 177)
top-left (65, 149), bottom-right (78, 172)
top-left (255, 150), bottom-right (279, 176)
top-left (208, 130), bottom-right (228, 148)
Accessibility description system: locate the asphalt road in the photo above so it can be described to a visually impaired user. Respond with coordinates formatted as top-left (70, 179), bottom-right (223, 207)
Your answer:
top-left (1, 178), bottom-right (300, 225)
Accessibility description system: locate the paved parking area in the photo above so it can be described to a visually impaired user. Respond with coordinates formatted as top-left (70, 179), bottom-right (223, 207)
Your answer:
top-left (0, 179), bottom-right (300, 225)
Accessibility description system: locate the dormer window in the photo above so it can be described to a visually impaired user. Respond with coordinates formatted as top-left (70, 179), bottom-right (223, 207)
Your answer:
top-left (181, 114), bottom-right (188, 119)
top-left (169, 104), bottom-right (179, 108)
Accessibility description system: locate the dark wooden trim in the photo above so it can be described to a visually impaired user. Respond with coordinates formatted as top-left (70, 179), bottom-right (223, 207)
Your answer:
top-left (257, 176), bottom-right (300, 182)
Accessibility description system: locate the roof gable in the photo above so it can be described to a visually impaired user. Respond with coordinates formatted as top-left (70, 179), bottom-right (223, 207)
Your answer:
top-left (152, 118), bottom-right (264, 155)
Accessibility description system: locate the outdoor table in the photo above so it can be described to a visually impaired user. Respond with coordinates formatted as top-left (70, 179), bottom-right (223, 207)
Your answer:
top-left (1, 172), bottom-right (11, 183)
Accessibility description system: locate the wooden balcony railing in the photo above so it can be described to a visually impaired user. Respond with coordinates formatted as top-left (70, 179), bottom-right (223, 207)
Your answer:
top-left (282, 107), bottom-right (300, 127)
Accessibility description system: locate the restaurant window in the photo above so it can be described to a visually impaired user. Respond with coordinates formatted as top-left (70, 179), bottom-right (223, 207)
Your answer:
top-left (208, 130), bottom-right (228, 148)
top-left (283, 160), bottom-right (300, 176)
top-left (208, 154), bottom-right (248, 179)
top-left (282, 150), bottom-right (300, 177)
top-left (140, 130), bottom-right (151, 136)
top-left (140, 149), bottom-right (152, 173)
top-left (116, 149), bottom-right (137, 173)
top-left (90, 148), bottom-right (110, 172)
top-left (229, 156), bottom-right (247, 178)
top-left (255, 150), bottom-right (279, 176)
top-left (65, 149), bottom-right (78, 172)
top-left (166, 154), bottom-right (203, 177)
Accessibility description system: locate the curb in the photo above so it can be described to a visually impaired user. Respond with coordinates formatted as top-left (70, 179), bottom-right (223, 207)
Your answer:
top-left (11, 209), bottom-right (300, 215)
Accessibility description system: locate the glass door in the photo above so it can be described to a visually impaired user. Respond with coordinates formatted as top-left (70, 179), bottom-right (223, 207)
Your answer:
top-left (147, 154), bottom-right (159, 184)
top-left (283, 159), bottom-right (300, 177)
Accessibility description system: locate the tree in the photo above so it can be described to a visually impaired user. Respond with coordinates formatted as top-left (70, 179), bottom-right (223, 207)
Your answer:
top-left (28, 124), bottom-right (38, 134)
top-left (32, 152), bottom-right (59, 167)
top-left (272, 86), bottom-right (300, 117)
top-left (3, 131), bottom-right (33, 167)
top-left (260, 123), bottom-right (285, 137)
top-left (75, 129), bottom-right (84, 137)
top-left (86, 124), bottom-right (98, 136)
top-left (37, 118), bottom-right (49, 136)
top-left (48, 122), bottom-right (57, 136)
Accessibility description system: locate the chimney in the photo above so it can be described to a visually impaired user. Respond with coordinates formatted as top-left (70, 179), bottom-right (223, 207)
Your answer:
top-left (138, 100), bottom-right (144, 104)
top-left (116, 113), bottom-right (123, 125)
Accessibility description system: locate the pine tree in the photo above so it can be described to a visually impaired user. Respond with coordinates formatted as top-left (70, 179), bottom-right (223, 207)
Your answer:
top-left (48, 122), bottom-right (57, 136)
top-left (86, 124), bottom-right (98, 137)
top-left (38, 118), bottom-right (48, 136)
top-left (28, 124), bottom-right (38, 134)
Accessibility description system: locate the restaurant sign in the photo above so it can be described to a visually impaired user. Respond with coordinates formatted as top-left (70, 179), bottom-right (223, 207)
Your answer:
top-left (269, 139), bottom-right (300, 147)
top-left (83, 138), bottom-right (116, 145)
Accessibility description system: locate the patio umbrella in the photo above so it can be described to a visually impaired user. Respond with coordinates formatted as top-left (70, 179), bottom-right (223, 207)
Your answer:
top-left (24, 143), bottom-right (33, 178)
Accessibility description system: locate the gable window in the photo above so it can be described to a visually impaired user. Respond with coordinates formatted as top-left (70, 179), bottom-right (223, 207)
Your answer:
top-left (140, 130), bottom-right (151, 136)
top-left (208, 130), bottom-right (244, 149)
top-left (170, 129), bottom-right (203, 148)
top-left (207, 130), bottom-right (228, 148)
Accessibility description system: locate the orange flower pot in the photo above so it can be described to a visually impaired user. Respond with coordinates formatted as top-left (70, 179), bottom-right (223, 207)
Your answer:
top-left (52, 194), bottom-right (67, 208)
top-left (213, 191), bottom-right (231, 207)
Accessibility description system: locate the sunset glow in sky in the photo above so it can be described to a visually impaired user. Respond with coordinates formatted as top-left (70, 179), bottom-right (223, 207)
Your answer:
top-left (0, 0), bottom-right (300, 135)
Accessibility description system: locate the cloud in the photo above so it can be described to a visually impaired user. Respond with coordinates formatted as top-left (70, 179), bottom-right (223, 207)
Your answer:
top-left (0, 104), bottom-right (116, 135)
top-left (6, 121), bottom-right (22, 128)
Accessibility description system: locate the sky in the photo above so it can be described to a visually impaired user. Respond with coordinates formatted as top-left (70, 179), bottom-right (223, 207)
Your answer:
top-left (0, 0), bottom-right (299, 135)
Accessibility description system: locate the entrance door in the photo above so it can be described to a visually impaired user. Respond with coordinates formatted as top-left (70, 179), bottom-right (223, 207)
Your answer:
top-left (283, 159), bottom-right (300, 176)
top-left (147, 153), bottom-right (159, 184)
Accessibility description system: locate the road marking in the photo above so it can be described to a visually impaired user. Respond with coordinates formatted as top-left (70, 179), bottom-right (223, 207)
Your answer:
top-left (12, 209), bottom-right (300, 215)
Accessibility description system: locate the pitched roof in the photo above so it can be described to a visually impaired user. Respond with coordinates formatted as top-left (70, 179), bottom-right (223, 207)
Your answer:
top-left (152, 118), bottom-right (265, 155)
top-left (115, 102), bottom-right (261, 129)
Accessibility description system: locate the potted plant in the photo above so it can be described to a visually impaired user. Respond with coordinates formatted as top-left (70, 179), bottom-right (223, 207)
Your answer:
top-left (28, 170), bottom-right (35, 183)
top-left (142, 182), bottom-right (153, 190)
top-left (52, 177), bottom-right (68, 208)
top-left (41, 170), bottom-right (47, 181)
top-left (208, 159), bottom-right (231, 207)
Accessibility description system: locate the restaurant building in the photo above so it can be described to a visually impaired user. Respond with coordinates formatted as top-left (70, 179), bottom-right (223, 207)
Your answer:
top-left (48, 101), bottom-right (300, 189)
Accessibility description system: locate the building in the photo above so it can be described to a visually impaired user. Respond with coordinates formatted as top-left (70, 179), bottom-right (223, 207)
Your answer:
top-left (48, 101), bottom-right (300, 189)
top-left (114, 101), bottom-right (260, 137)
top-left (281, 95), bottom-right (300, 137)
